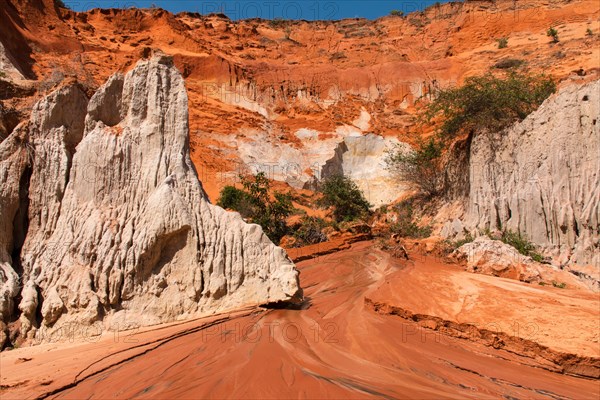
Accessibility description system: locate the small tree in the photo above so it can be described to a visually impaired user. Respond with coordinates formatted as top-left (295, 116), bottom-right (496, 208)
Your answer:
top-left (497, 37), bottom-right (508, 49)
top-left (217, 185), bottom-right (247, 211)
top-left (390, 10), bottom-right (404, 17)
top-left (217, 172), bottom-right (294, 244)
top-left (255, 192), bottom-right (294, 244)
top-left (385, 138), bottom-right (444, 197)
top-left (547, 27), bottom-right (559, 43)
top-left (320, 175), bottom-right (371, 222)
top-left (586, 28), bottom-right (594, 37)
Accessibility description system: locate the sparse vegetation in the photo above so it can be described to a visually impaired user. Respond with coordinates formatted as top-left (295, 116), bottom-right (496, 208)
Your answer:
top-left (500, 230), bottom-right (544, 262)
top-left (494, 58), bottom-right (524, 69)
top-left (54, 0), bottom-right (69, 9)
top-left (497, 37), bottom-right (508, 49)
top-left (409, 18), bottom-right (425, 28)
top-left (292, 216), bottom-right (328, 246)
top-left (586, 28), bottom-right (594, 37)
top-left (390, 10), bottom-right (404, 17)
top-left (449, 232), bottom-right (475, 249)
top-left (269, 18), bottom-right (288, 29)
top-left (385, 138), bottom-right (444, 197)
top-left (552, 281), bottom-right (567, 289)
top-left (422, 71), bottom-right (556, 139)
top-left (547, 27), bottom-right (559, 43)
top-left (319, 175), bottom-right (371, 223)
top-left (388, 200), bottom-right (432, 239)
top-left (217, 172), bottom-right (294, 244)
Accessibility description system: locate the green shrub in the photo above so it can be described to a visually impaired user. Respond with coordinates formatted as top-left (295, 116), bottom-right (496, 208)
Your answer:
top-left (500, 230), bottom-right (544, 262)
top-left (256, 192), bottom-right (294, 244)
top-left (217, 186), bottom-right (251, 214)
top-left (390, 10), bottom-right (404, 17)
top-left (385, 138), bottom-right (444, 197)
top-left (497, 37), bottom-right (508, 49)
top-left (217, 172), bottom-right (294, 244)
top-left (423, 71), bottom-right (556, 138)
top-left (547, 27), bottom-right (559, 43)
top-left (319, 175), bottom-right (371, 223)
top-left (389, 200), bottom-right (432, 239)
top-left (292, 216), bottom-right (328, 246)
top-left (551, 281), bottom-right (567, 289)
top-left (586, 28), bottom-right (594, 37)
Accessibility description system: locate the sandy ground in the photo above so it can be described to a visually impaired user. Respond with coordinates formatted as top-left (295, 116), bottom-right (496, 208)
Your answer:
top-left (368, 254), bottom-right (600, 357)
top-left (1, 241), bottom-right (598, 399)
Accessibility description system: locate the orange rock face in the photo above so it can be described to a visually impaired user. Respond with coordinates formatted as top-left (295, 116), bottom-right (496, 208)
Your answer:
top-left (2, 0), bottom-right (599, 200)
top-left (1, 1), bottom-right (599, 397)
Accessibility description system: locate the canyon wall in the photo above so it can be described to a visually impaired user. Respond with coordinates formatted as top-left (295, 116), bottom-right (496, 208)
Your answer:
top-left (0, 54), bottom-right (301, 347)
top-left (320, 133), bottom-right (410, 207)
top-left (464, 80), bottom-right (599, 267)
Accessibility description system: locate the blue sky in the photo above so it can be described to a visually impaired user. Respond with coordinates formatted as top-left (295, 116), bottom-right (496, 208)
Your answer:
top-left (65, 1), bottom-right (451, 20)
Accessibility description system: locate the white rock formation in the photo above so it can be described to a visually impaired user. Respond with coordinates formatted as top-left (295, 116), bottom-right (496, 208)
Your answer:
top-left (236, 129), bottom-right (408, 207)
top-left (0, 40), bottom-right (25, 80)
top-left (453, 237), bottom-right (597, 291)
top-left (320, 134), bottom-right (410, 207)
top-left (0, 54), bottom-right (301, 346)
top-left (0, 123), bottom-right (29, 325)
top-left (464, 80), bottom-right (599, 268)
top-left (452, 237), bottom-right (542, 283)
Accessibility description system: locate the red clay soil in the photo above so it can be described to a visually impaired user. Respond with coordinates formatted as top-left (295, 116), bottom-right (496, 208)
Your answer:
top-left (1, 241), bottom-right (598, 399)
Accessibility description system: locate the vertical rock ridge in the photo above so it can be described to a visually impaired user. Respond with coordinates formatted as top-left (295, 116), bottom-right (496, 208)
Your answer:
top-left (0, 53), bottom-right (301, 347)
top-left (465, 80), bottom-right (600, 267)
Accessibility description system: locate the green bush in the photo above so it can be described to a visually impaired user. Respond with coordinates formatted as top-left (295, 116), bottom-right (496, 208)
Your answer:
top-left (497, 37), bottom-right (508, 49)
top-left (500, 230), bottom-right (544, 262)
top-left (586, 28), bottom-right (594, 37)
top-left (256, 192), bottom-right (294, 244)
top-left (292, 216), bottom-right (328, 246)
top-left (385, 138), bottom-right (444, 197)
top-left (389, 200), bottom-right (432, 239)
top-left (547, 27), bottom-right (559, 43)
top-left (423, 71), bottom-right (556, 138)
top-left (217, 172), bottom-right (294, 244)
top-left (319, 175), bottom-right (371, 223)
top-left (552, 281), bottom-right (567, 289)
top-left (390, 10), bottom-right (404, 17)
top-left (217, 186), bottom-right (251, 215)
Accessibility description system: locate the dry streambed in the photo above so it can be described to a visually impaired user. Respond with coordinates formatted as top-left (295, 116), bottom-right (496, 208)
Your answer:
top-left (1, 241), bottom-right (598, 399)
